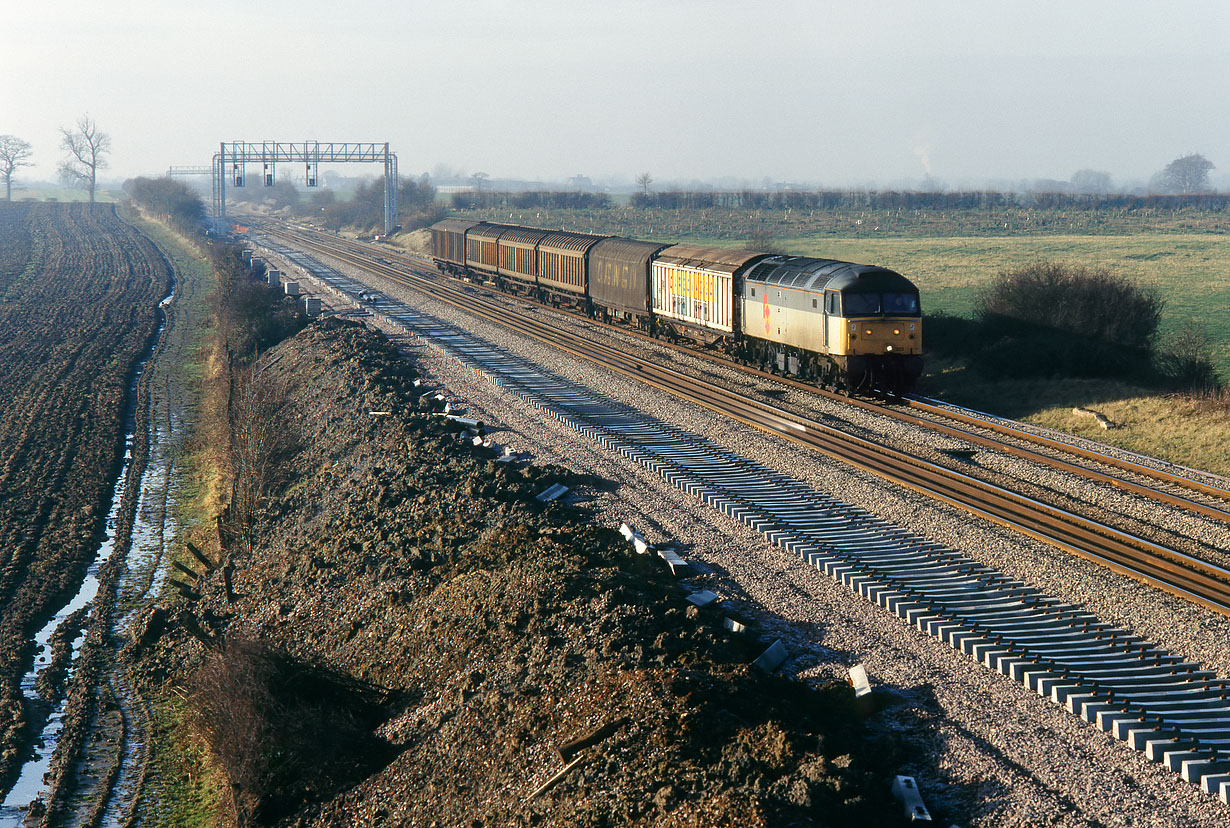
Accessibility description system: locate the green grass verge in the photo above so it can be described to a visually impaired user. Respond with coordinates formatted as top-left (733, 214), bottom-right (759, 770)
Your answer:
top-left (141, 697), bottom-right (222, 828)
top-left (121, 208), bottom-right (226, 825)
top-left (921, 355), bottom-right (1230, 476)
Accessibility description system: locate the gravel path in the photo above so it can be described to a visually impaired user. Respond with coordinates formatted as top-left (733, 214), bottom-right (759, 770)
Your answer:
top-left (262, 240), bottom-right (1230, 826)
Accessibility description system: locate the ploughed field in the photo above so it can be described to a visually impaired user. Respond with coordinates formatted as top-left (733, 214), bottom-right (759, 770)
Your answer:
top-left (0, 203), bottom-right (169, 786)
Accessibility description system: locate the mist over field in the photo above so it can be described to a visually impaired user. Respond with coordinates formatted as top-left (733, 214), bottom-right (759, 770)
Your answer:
top-left (4, 0), bottom-right (1230, 192)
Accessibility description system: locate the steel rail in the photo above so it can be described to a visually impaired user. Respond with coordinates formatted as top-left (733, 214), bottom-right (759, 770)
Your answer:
top-left (261, 223), bottom-right (1230, 616)
top-left (271, 223), bottom-right (1230, 521)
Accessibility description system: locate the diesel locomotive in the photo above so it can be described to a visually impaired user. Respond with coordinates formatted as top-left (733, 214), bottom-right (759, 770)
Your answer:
top-left (429, 218), bottom-right (923, 394)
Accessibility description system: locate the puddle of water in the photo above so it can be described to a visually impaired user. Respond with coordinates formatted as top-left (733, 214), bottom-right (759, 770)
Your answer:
top-left (98, 412), bottom-right (181, 828)
top-left (0, 281), bottom-right (176, 824)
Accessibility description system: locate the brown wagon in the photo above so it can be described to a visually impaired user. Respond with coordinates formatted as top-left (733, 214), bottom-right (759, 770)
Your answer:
top-left (431, 218), bottom-right (484, 271)
top-left (588, 237), bottom-right (667, 324)
top-left (465, 223), bottom-right (513, 276)
top-left (537, 230), bottom-right (607, 302)
top-left (496, 227), bottom-right (551, 288)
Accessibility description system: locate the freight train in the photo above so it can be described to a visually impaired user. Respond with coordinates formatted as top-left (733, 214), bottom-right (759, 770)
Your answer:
top-left (429, 218), bottom-right (923, 394)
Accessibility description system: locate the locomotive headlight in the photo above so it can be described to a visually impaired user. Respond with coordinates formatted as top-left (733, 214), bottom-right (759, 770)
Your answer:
top-left (893, 328), bottom-right (901, 336)
top-left (864, 328), bottom-right (872, 336)
top-left (886, 345), bottom-right (894, 351)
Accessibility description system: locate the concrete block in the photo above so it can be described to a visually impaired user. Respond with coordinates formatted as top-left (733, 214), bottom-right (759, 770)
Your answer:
top-left (1201, 773), bottom-right (1230, 795)
top-left (686, 590), bottom-right (719, 608)
top-left (1181, 758), bottom-right (1230, 784)
top-left (618, 522), bottom-right (636, 541)
top-left (890, 775), bottom-right (932, 822)
top-left (536, 484), bottom-right (569, 503)
top-left (657, 548), bottom-right (689, 576)
top-left (723, 617), bottom-right (746, 633)
top-left (633, 536), bottom-right (651, 555)
top-left (1123, 726), bottom-right (1164, 750)
top-left (849, 664), bottom-right (872, 698)
top-left (752, 639), bottom-right (788, 673)
top-left (1063, 693), bottom-right (1098, 716)
top-left (1095, 710), bottom-right (1138, 734)
top-left (1143, 737), bottom-right (1182, 760)
top-left (1163, 750), bottom-right (1204, 773)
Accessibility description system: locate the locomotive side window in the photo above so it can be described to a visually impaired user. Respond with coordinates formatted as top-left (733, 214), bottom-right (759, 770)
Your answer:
top-left (824, 291), bottom-right (839, 314)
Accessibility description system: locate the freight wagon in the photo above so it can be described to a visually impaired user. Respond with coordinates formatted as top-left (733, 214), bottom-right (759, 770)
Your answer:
top-left (430, 220), bottom-right (923, 393)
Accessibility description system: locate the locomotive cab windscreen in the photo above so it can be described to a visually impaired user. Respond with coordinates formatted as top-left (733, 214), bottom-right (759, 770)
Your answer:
top-left (837, 289), bottom-right (920, 317)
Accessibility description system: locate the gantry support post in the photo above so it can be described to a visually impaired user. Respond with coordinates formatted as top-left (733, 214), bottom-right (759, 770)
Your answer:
top-left (206, 141), bottom-right (399, 234)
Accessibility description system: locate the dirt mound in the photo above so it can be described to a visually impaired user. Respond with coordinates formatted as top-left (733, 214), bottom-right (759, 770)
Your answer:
top-left (131, 318), bottom-right (905, 826)
top-left (389, 227), bottom-right (430, 255)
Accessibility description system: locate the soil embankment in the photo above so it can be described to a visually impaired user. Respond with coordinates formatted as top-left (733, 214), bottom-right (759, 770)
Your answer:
top-left (131, 318), bottom-right (908, 826)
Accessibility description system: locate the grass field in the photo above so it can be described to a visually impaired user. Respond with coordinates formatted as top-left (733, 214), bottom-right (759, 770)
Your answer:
top-left (777, 233), bottom-right (1230, 374)
top-left (451, 205), bottom-right (1230, 474)
top-left (459, 206), bottom-right (1230, 376)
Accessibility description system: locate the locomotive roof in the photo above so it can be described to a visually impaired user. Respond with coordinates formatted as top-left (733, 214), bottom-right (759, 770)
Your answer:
top-left (743, 256), bottom-right (916, 293)
top-left (655, 244), bottom-right (766, 274)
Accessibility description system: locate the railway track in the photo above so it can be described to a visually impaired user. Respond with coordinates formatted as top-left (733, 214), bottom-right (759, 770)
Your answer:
top-left (257, 224), bottom-right (1230, 612)
top-left (264, 222), bottom-right (1225, 516)
top-left (274, 223), bottom-right (1230, 522)
top-left (253, 227), bottom-right (1230, 802)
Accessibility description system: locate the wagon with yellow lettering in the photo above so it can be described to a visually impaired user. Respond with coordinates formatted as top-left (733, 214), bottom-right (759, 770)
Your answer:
top-left (650, 245), bottom-right (766, 344)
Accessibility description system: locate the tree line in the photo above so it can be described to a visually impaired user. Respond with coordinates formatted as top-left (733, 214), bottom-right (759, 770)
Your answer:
top-left (450, 187), bottom-right (1230, 213)
top-left (227, 174), bottom-right (446, 234)
top-left (123, 176), bottom-right (205, 231)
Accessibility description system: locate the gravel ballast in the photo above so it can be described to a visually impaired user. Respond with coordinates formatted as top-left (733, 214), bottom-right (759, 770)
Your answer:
top-left (260, 241), bottom-right (1230, 826)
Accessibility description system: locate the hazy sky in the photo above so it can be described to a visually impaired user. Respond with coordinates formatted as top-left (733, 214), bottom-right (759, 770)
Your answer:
top-left (5, 0), bottom-right (1229, 189)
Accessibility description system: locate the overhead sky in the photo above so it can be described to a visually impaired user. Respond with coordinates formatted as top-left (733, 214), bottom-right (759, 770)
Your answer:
top-left (4, 0), bottom-right (1229, 190)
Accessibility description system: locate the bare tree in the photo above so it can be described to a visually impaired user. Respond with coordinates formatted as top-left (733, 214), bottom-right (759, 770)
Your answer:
top-left (0, 135), bottom-right (34, 201)
top-left (745, 225), bottom-right (785, 254)
top-left (1157, 153), bottom-right (1214, 194)
top-left (469, 170), bottom-right (489, 191)
top-left (636, 171), bottom-right (653, 194)
top-left (1070, 169), bottom-right (1112, 196)
top-left (58, 115), bottom-right (111, 204)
